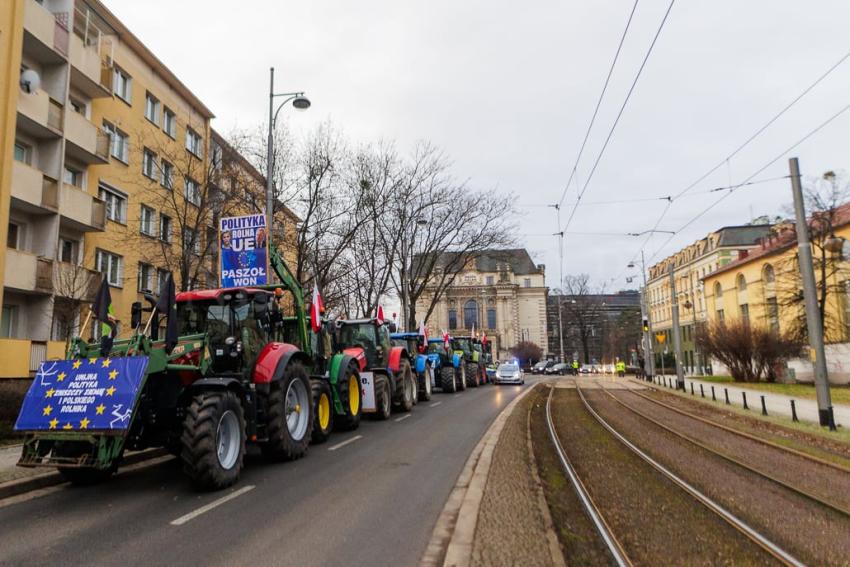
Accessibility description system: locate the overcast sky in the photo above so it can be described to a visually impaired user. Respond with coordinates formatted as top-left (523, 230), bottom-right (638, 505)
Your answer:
top-left (110, 0), bottom-right (850, 292)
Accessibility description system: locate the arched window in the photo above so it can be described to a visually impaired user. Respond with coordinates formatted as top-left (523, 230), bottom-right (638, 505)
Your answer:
top-left (737, 274), bottom-right (747, 291)
top-left (714, 282), bottom-right (723, 298)
top-left (763, 264), bottom-right (775, 283)
top-left (463, 300), bottom-right (478, 329)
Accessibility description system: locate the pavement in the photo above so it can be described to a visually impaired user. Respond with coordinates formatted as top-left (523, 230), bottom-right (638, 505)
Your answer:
top-left (642, 374), bottom-right (850, 427)
top-left (0, 380), bottom-right (535, 567)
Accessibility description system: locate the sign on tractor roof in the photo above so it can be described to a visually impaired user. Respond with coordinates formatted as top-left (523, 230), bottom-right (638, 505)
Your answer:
top-left (219, 213), bottom-right (269, 287)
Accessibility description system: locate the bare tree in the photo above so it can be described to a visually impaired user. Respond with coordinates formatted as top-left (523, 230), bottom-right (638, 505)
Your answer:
top-left (559, 274), bottom-right (607, 364)
top-left (50, 262), bottom-right (99, 339)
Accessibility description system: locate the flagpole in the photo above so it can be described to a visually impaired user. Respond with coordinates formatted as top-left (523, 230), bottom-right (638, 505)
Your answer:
top-left (78, 309), bottom-right (93, 340)
top-left (141, 307), bottom-right (157, 337)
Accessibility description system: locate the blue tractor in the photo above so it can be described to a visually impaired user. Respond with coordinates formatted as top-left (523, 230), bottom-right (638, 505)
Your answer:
top-left (390, 332), bottom-right (434, 402)
top-left (425, 337), bottom-right (465, 393)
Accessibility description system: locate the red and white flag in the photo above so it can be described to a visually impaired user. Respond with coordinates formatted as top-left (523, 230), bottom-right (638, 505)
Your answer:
top-left (419, 322), bottom-right (428, 343)
top-left (310, 282), bottom-right (324, 333)
top-left (471, 323), bottom-right (476, 338)
top-left (376, 305), bottom-right (385, 326)
top-left (442, 329), bottom-right (450, 348)
top-left (482, 332), bottom-right (488, 345)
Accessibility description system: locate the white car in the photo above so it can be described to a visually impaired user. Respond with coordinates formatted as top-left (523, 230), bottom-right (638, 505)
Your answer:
top-left (494, 363), bottom-right (524, 385)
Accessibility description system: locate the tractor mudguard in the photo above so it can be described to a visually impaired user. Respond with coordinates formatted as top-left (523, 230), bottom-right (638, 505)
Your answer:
top-left (187, 377), bottom-right (244, 392)
top-left (414, 354), bottom-right (427, 375)
top-left (388, 347), bottom-right (407, 373)
top-left (452, 352), bottom-right (463, 368)
top-left (427, 353), bottom-right (441, 370)
top-left (253, 342), bottom-right (309, 384)
top-left (342, 347), bottom-right (367, 372)
top-left (329, 353), bottom-right (361, 384)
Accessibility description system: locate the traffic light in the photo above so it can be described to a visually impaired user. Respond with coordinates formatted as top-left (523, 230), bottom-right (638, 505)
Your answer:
top-left (642, 318), bottom-right (649, 332)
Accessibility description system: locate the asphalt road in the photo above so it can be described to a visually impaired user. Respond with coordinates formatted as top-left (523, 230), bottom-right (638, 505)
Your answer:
top-left (0, 379), bottom-right (535, 567)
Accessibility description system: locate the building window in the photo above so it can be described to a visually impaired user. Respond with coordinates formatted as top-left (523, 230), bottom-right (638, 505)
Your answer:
top-left (763, 264), bottom-right (775, 283)
top-left (523, 278), bottom-right (531, 288)
top-left (185, 177), bottom-right (201, 206)
top-left (98, 184), bottom-right (127, 224)
top-left (144, 92), bottom-right (159, 123)
top-left (1, 305), bottom-right (18, 338)
top-left (113, 67), bottom-right (132, 102)
top-left (767, 297), bottom-right (780, 334)
top-left (185, 128), bottom-right (202, 157)
top-left (142, 148), bottom-right (157, 179)
top-left (7, 223), bottom-right (20, 250)
top-left (63, 166), bottom-right (83, 188)
top-left (140, 205), bottom-right (155, 236)
top-left (159, 214), bottom-right (172, 242)
top-left (103, 121), bottom-right (129, 162)
top-left (183, 228), bottom-right (200, 254)
top-left (69, 96), bottom-right (86, 115)
top-left (740, 303), bottom-right (750, 325)
top-left (96, 249), bottom-right (123, 287)
top-left (486, 275), bottom-right (494, 285)
top-left (163, 108), bottom-right (176, 138)
top-left (59, 238), bottom-right (78, 263)
top-left (160, 159), bottom-right (174, 189)
top-left (737, 274), bottom-right (747, 292)
top-left (138, 262), bottom-right (154, 292)
top-left (717, 308), bottom-right (725, 322)
top-left (13, 141), bottom-right (31, 164)
top-left (157, 268), bottom-right (170, 293)
top-left (714, 282), bottom-right (722, 299)
top-left (463, 299), bottom-right (478, 329)
top-left (487, 308), bottom-right (496, 329)
top-left (448, 309), bottom-right (457, 330)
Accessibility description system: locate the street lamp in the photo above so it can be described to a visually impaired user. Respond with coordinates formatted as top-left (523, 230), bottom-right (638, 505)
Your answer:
top-left (265, 67), bottom-right (310, 249)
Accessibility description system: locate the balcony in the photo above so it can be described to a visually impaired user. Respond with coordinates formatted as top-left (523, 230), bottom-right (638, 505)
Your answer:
top-left (3, 249), bottom-right (53, 294)
top-left (59, 185), bottom-right (106, 232)
top-left (17, 89), bottom-right (63, 139)
top-left (10, 161), bottom-right (59, 213)
top-left (64, 111), bottom-right (109, 164)
top-left (54, 262), bottom-right (100, 301)
top-left (22, 0), bottom-right (67, 64)
top-left (69, 33), bottom-right (111, 98)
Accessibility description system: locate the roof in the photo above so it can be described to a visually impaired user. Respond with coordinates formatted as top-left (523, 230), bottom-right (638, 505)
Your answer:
top-left (176, 287), bottom-right (269, 302)
top-left (414, 249), bottom-right (543, 276)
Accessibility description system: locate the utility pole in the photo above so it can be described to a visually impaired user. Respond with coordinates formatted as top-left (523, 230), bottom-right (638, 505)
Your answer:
top-left (789, 157), bottom-right (835, 429)
top-left (640, 249), bottom-right (655, 379)
top-left (668, 263), bottom-right (685, 390)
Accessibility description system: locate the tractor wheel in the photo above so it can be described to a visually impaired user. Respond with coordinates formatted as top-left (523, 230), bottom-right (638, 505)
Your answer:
top-left (466, 363), bottom-right (479, 388)
top-left (335, 364), bottom-right (362, 431)
top-left (393, 360), bottom-right (414, 412)
top-left (54, 441), bottom-right (116, 486)
top-left (440, 365), bottom-right (456, 393)
top-left (419, 365), bottom-right (433, 401)
top-left (311, 379), bottom-right (333, 444)
top-left (456, 364), bottom-right (467, 391)
top-left (373, 374), bottom-right (392, 420)
top-left (412, 373), bottom-right (419, 406)
top-left (181, 390), bottom-right (246, 490)
top-left (262, 362), bottom-right (312, 462)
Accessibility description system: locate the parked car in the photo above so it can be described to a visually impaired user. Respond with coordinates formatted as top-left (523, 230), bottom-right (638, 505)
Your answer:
top-left (494, 363), bottom-right (524, 385)
top-left (544, 362), bottom-right (569, 375)
top-left (532, 360), bottom-right (555, 375)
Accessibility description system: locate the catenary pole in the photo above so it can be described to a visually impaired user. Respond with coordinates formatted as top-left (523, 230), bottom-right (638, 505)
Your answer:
top-left (789, 157), bottom-right (835, 429)
top-left (641, 249), bottom-right (655, 378)
top-left (265, 67), bottom-right (275, 261)
top-left (669, 263), bottom-right (685, 390)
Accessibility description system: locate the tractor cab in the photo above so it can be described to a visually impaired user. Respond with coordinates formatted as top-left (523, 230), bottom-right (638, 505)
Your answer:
top-left (176, 288), bottom-right (275, 375)
top-left (390, 332), bottom-right (426, 355)
top-left (452, 336), bottom-right (473, 358)
top-left (333, 319), bottom-right (391, 368)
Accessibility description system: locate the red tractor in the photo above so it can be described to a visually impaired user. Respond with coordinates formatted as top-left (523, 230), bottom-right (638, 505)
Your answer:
top-left (330, 318), bottom-right (416, 419)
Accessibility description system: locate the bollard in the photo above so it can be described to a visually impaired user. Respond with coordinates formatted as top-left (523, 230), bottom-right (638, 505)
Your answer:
top-left (690, 382), bottom-right (694, 395)
top-left (791, 400), bottom-right (798, 422)
top-left (711, 386), bottom-right (716, 401)
top-left (761, 395), bottom-right (768, 416)
top-left (700, 384), bottom-right (705, 398)
top-left (742, 391), bottom-right (749, 410)
top-left (724, 388), bottom-right (730, 405)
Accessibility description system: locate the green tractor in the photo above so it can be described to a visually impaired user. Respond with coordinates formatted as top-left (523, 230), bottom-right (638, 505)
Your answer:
top-left (451, 336), bottom-right (486, 388)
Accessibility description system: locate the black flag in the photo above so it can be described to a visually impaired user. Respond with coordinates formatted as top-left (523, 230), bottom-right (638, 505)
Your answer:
top-left (91, 277), bottom-right (116, 356)
top-left (155, 272), bottom-right (178, 354)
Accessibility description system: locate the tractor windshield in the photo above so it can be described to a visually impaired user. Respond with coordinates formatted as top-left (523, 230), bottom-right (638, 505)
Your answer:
top-left (178, 302), bottom-right (231, 345)
top-left (337, 323), bottom-right (379, 364)
top-left (453, 338), bottom-right (472, 354)
top-left (427, 342), bottom-right (445, 355)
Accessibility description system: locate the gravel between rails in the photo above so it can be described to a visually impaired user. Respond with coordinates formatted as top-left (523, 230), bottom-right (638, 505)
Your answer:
top-left (550, 389), bottom-right (775, 566)
top-left (585, 390), bottom-right (850, 566)
top-left (528, 388), bottom-right (611, 567)
top-left (610, 388), bottom-right (850, 514)
top-left (644, 387), bottom-right (850, 466)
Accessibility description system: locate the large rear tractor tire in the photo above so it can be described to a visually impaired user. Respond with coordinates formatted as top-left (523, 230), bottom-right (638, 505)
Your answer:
top-left (262, 362), bottom-right (312, 462)
top-left (440, 365), bottom-right (456, 393)
top-left (181, 390), bottom-right (246, 490)
top-left (394, 360), bottom-right (415, 412)
top-left (311, 379), bottom-right (334, 444)
top-left (466, 363), bottom-right (479, 388)
top-left (419, 365), bottom-right (433, 402)
top-left (456, 364), bottom-right (467, 391)
top-left (373, 374), bottom-right (392, 420)
top-left (335, 364), bottom-right (362, 431)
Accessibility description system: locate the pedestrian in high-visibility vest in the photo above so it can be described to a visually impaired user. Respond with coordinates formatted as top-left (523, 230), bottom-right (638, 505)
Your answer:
top-left (572, 360), bottom-right (579, 376)
top-left (616, 360), bottom-right (626, 377)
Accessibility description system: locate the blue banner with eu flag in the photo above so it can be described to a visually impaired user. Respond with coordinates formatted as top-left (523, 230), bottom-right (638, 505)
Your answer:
top-left (14, 356), bottom-right (149, 432)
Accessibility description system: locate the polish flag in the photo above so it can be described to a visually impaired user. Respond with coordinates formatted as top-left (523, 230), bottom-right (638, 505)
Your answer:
top-left (482, 332), bottom-right (488, 345)
top-left (376, 305), bottom-right (385, 325)
top-left (311, 282), bottom-right (324, 333)
top-left (419, 322), bottom-right (428, 343)
top-left (442, 329), bottom-right (450, 348)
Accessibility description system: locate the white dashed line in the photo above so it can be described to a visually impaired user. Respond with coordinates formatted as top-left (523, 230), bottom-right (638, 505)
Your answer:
top-left (429, 401), bottom-right (442, 407)
top-left (328, 434), bottom-right (363, 452)
top-left (170, 485), bottom-right (255, 526)
top-left (394, 414), bottom-right (411, 422)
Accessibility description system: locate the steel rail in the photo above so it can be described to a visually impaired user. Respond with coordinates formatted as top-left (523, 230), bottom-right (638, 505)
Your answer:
top-left (544, 386), bottom-right (633, 567)
top-left (631, 384), bottom-right (850, 474)
top-left (574, 384), bottom-right (804, 567)
top-left (600, 384), bottom-right (850, 520)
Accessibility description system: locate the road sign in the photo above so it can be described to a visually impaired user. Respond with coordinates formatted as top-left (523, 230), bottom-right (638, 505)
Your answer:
top-left (655, 332), bottom-right (666, 344)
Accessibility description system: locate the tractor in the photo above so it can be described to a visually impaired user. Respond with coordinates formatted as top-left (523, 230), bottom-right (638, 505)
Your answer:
top-left (452, 336), bottom-right (486, 388)
top-left (15, 286), bottom-right (315, 491)
top-left (426, 337), bottom-right (466, 393)
top-left (390, 332), bottom-right (433, 403)
top-left (330, 318), bottom-right (416, 419)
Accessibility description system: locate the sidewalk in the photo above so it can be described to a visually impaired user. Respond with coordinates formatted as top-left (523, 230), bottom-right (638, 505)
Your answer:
top-left (645, 375), bottom-right (850, 427)
top-left (0, 444), bottom-right (42, 484)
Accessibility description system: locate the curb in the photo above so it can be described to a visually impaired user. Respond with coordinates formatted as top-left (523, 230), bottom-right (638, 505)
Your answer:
top-left (0, 447), bottom-right (168, 501)
top-left (420, 382), bottom-right (539, 567)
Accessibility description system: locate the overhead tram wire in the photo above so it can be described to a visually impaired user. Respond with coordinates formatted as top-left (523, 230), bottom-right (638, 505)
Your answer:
top-left (562, 0), bottom-right (677, 234)
top-left (556, 0), bottom-right (640, 210)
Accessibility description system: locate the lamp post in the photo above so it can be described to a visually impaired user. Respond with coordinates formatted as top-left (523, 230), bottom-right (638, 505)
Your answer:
top-left (265, 67), bottom-right (310, 255)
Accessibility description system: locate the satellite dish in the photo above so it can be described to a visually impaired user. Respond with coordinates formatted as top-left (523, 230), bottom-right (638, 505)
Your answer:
top-left (20, 69), bottom-right (41, 93)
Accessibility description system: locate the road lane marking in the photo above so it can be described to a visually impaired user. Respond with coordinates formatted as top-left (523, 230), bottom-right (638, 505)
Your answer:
top-left (394, 414), bottom-right (411, 422)
top-left (170, 485), bottom-right (255, 526)
top-left (328, 435), bottom-right (363, 451)
top-left (429, 401), bottom-right (442, 407)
